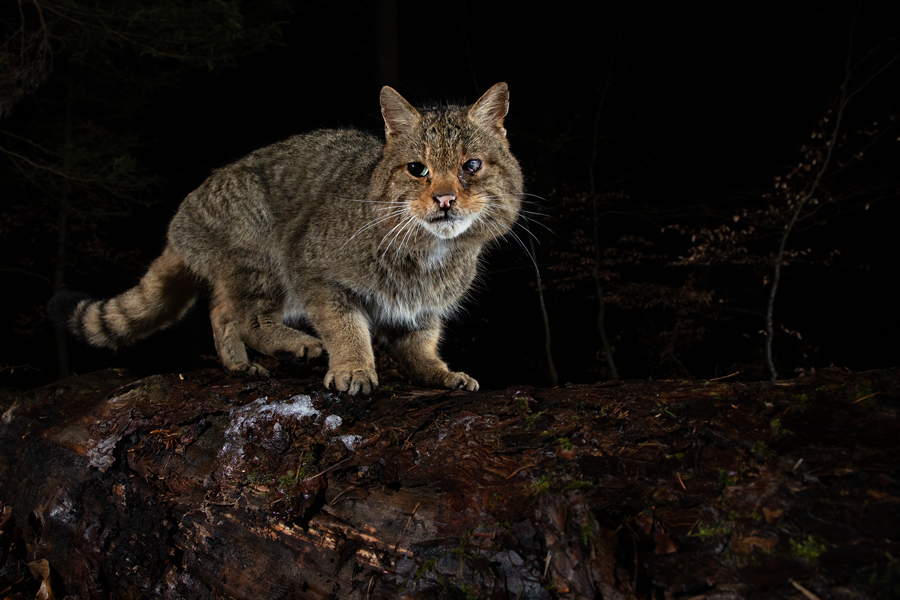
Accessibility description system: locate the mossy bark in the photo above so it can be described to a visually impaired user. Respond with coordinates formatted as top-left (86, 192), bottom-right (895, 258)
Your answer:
top-left (1, 367), bottom-right (898, 598)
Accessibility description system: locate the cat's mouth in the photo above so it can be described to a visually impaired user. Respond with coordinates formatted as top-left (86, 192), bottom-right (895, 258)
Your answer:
top-left (422, 212), bottom-right (473, 239)
top-left (428, 213), bottom-right (463, 223)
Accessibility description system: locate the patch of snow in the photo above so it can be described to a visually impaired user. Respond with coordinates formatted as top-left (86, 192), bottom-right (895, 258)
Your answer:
top-left (219, 395), bottom-right (321, 471)
top-left (217, 395), bottom-right (353, 476)
top-left (340, 434), bottom-right (362, 451)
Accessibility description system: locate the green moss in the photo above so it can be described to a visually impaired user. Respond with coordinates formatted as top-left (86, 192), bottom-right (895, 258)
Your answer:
top-left (870, 552), bottom-right (900, 596)
top-left (750, 439), bottom-right (770, 459)
top-left (566, 479), bottom-right (594, 490)
top-left (532, 473), bottom-right (553, 494)
top-left (717, 468), bottom-right (736, 488)
top-left (525, 410), bottom-right (545, 431)
top-left (414, 559), bottom-right (440, 587)
top-left (279, 471), bottom-right (299, 490)
top-left (555, 437), bottom-right (574, 451)
top-left (515, 398), bottom-right (529, 413)
top-left (692, 523), bottom-right (732, 539)
top-left (450, 538), bottom-right (474, 577)
top-left (790, 535), bottom-right (826, 564)
top-left (769, 417), bottom-right (793, 439)
top-left (248, 469), bottom-right (273, 485)
top-left (726, 509), bottom-right (764, 522)
top-left (455, 582), bottom-right (478, 600)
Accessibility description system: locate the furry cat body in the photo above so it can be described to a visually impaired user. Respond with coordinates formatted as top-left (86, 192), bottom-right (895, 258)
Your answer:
top-left (50, 83), bottom-right (523, 394)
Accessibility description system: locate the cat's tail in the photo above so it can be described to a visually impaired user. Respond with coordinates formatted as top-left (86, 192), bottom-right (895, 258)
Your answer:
top-left (48, 245), bottom-right (200, 349)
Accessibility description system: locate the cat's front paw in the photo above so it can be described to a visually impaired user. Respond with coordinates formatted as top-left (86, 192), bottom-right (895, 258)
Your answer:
top-left (324, 366), bottom-right (379, 395)
top-left (441, 371), bottom-right (479, 392)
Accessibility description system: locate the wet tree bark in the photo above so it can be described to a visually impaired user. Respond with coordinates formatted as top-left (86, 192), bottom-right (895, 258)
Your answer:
top-left (1, 367), bottom-right (898, 599)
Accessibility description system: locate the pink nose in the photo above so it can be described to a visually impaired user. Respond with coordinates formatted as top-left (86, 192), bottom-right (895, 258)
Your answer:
top-left (434, 194), bottom-right (456, 209)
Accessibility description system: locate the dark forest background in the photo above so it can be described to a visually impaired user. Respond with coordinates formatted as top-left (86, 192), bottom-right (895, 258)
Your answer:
top-left (1, 0), bottom-right (898, 391)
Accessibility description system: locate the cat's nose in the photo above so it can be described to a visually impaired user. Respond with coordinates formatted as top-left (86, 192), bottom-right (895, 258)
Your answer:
top-left (434, 194), bottom-right (456, 210)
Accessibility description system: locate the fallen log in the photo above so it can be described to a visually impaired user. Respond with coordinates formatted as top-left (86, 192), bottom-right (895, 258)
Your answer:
top-left (1, 367), bottom-right (898, 599)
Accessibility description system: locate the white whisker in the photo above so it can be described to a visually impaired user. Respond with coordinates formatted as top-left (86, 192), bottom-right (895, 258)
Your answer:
top-left (506, 228), bottom-right (540, 275)
top-left (343, 208), bottom-right (406, 248)
top-left (396, 218), bottom-right (421, 260)
top-left (513, 219), bottom-right (542, 244)
top-left (380, 213), bottom-right (417, 256)
top-left (391, 215), bottom-right (420, 260)
top-left (340, 197), bottom-right (397, 205)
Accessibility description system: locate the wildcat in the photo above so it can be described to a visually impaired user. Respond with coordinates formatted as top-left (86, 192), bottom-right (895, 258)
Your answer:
top-left (49, 83), bottom-right (523, 395)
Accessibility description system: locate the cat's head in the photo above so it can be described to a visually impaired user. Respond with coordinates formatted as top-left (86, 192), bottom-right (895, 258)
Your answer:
top-left (375, 83), bottom-right (523, 243)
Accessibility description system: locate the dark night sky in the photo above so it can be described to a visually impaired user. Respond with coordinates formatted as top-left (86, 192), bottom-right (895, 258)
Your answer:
top-left (2, 1), bottom-right (898, 389)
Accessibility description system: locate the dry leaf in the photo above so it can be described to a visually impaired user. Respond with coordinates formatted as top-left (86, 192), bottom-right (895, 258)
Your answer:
top-left (27, 559), bottom-right (50, 581)
top-left (35, 576), bottom-right (56, 600)
top-left (762, 506), bottom-right (784, 524)
top-left (731, 534), bottom-right (779, 555)
top-left (654, 530), bottom-right (680, 554)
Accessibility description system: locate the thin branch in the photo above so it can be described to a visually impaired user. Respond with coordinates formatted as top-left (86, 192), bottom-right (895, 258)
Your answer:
top-left (763, 11), bottom-right (900, 381)
top-left (0, 266), bottom-right (53, 287)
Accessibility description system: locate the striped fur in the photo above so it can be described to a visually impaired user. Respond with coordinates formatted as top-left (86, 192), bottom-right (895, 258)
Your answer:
top-left (50, 84), bottom-right (523, 394)
top-left (49, 246), bottom-right (199, 348)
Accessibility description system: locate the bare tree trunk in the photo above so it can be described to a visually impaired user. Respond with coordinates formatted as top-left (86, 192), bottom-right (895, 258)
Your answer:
top-left (595, 278), bottom-right (618, 379)
top-left (587, 23), bottom-right (622, 381)
top-left (764, 17), bottom-right (899, 381)
top-left (526, 229), bottom-right (558, 386)
top-left (53, 75), bottom-right (75, 379)
top-left (590, 191), bottom-right (618, 380)
top-left (53, 209), bottom-right (70, 378)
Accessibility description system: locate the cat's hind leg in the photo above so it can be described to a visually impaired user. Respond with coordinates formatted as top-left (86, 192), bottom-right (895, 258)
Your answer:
top-left (240, 310), bottom-right (325, 363)
top-left (209, 290), bottom-right (270, 376)
top-left (209, 286), bottom-right (324, 376)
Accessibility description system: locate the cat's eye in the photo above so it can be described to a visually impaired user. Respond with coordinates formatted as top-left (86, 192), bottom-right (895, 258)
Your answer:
top-left (407, 162), bottom-right (429, 178)
top-left (462, 159), bottom-right (482, 174)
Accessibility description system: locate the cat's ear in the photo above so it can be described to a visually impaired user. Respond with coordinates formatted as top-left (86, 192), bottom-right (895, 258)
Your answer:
top-left (469, 82), bottom-right (510, 137)
top-left (380, 86), bottom-right (421, 140)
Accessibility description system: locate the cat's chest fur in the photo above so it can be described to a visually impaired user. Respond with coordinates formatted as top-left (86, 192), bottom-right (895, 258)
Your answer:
top-left (364, 241), bottom-right (479, 326)
top-left (282, 234), bottom-right (479, 329)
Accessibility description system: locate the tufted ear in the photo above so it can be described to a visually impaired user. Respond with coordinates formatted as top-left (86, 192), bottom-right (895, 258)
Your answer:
top-left (468, 82), bottom-right (510, 137)
top-left (380, 86), bottom-right (421, 140)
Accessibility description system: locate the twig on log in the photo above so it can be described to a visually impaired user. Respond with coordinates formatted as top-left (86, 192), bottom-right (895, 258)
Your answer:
top-left (393, 502), bottom-right (420, 553)
top-left (790, 579), bottom-right (822, 600)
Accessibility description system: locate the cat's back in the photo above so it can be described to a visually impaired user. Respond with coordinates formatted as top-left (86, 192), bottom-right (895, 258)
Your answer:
top-left (244, 128), bottom-right (383, 203)
top-left (170, 128), bottom-right (382, 245)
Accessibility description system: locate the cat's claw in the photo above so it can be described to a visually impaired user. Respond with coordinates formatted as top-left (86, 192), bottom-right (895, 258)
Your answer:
top-left (297, 336), bottom-right (325, 359)
top-left (443, 371), bottom-right (479, 392)
top-left (274, 336), bottom-right (324, 363)
top-left (325, 367), bottom-right (379, 395)
top-left (231, 362), bottom-right (270, 377)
